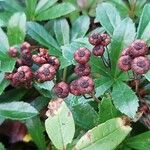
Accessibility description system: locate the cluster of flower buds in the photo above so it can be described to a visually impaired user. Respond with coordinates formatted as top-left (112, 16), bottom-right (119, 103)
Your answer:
top-left (52, 47), bottom-right (94, 98)
top-left (5, 42), bottom-right (60, 88)
top-left (89, 33), bottom-right (111, 57)
top-left (118, 40), bottom-right (150, 75)
top-left (33, 48), bottom-right (59, 82)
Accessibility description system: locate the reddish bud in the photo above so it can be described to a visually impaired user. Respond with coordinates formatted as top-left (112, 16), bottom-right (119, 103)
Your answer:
top-left (92, 45), bottom-right (105, 56)
top-left (88, 33), bottom-right (101, 45)
top-left (74, 47), bottom-right (91, 64)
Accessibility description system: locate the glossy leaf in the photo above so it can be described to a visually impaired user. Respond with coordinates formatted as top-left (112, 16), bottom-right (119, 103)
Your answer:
top-left (7, 12), bottom-right (26, 45)
top-left (95, 76), bottom-right (114, 97)
top-left (137, 4), bottom-right (150, 38)
top-left (27, 22), bottom-right (59, 50)
top-left (126, 131), bottom-right (150, 150)
top-left (45, 99), bottom-right (75, 150)
top-left (96, 2), bottom-right (121, 35)
top-left (74, 118), bottom-right (132, 150)
top-left (99, 97), bottom-right (121, 123)
top-left (26, 117), bottom-right (46, 150)
top-left (71, 15), bottom-right (90, 39)
top-left (54, 19), bottom-right (70, 45)
top-left (34, 81), bottom-right (54, 98)
top-left (112, 81), bottom-right (139, 118)
top-left (110, 18), bottom-right (136, 76)
top-left (35, 2), bottom-right (76, 21)
top-left (0, 102), bottom-right (38, 120)
top-left (35, 0), bottom-right (58, 14)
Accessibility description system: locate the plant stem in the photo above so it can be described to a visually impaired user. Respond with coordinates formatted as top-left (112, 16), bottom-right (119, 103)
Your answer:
top-left (90, 93), bottom-right (100, 103)
top-left (62, 67), bottom-right (67, 82)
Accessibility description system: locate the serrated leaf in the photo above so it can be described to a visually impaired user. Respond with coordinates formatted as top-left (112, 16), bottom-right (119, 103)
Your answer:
top-left (137, 4), bottom-right (150, 38)
top-left (71, 15), bottom-right (90, 40)
top-left (54, 18), bottom-right (70, 46)
top-left (27, 22), bottom-right (59, 50)
top-left (74, 118), bottom-right (132, 150)
top-left (96, 2), bottom-right (121, 36)
top-left (45, 98), bottom-right (75, 150)
top-left (7, 12), bottom-right (26, 45)
top-left (126, 131), bottom-right (150, 150)
top-left (0, 102), bottom-right (38, 120)
top-left (35, 2), bottom-right (76, 21)
top-left (112, 81), bottom-right (139, 118)
top-left (35, 0), bottom-right (58, 14)
top-left (99, 97), bottom-right (121, 123)
top-left (34, 81), bottom-right (54, 98)
top-left (95, 76), bottom-right (114, 97)
top-left (65, 95), bottom-right (99, 129)
top-left (110, 17), bottom-right (136, 76)
top-left (26, 117), bottom-right (46, 150)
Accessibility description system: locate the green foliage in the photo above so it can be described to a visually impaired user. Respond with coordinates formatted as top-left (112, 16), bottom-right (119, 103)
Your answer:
top-left (74, 118), bottom-right (132, 150)
top-left (0, 0), bottom-right (150, 149)
top-left (45, 99), bottom-right (75, 150)
top-left (0, 102), bottom-right (38, 120)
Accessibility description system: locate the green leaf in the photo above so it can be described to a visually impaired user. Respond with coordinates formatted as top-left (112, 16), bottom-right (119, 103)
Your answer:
top-left (35, 2), bottom-right (76, 21)
top-left (1, 0), bottom-right (23, 12)
top-left (0, 79), bottom-right (9, 95)
top-left (137, 4), bottom-right (150, 39)
top-left (0, 102), bottom-right (38, 120)
top-left (45, 99), bottom-right (75, 150)
top-left (144, 70), bottom-right (150, 81)
top-left (126, 131), bottom-right (150, 150)
top-left (25, 0), bottom-right (38, 20)
top-left (35, 0), bottom-right (58, 14)
top-left (74, 118), bottom-right (132, 150)
top-left (96, 2), bottom-right (121, 36)
top-left (65, 95), bottom-right (99, 129)
top-left (110, 18), bottom-right (136, 76)
top-left (0, 88), bottom-right (27, 102)
top-left (141, 22), bottom-right (150, 45)
top-left (27, 22), bottom-right (59, 50)
top-left (98, 97), bottom-right (121, 123)
top-left (34, 81), bottom-right (54, 98)
top-left (0, 143), bottom-right (6, 150)
top-left (54, 18), bottom-right (70, 46)
top-left (0, 12), bottom-right (12, 27)
top-left (71, 15), bottom-right (90, 40)
top-left (112, 81), bottom-right (139, 118)
top-left (26, 117), bottom-right (46, 150)
top-left (95, 76), bottom-right (114, 97)
top-left (7, 12), bottom-right (26, 45)
top-left (109, 0), bottom-right (129, 17)
top-left (31, 96), bottom-right (49, 111)
top-left (0, 27), bottom-right (9, 50)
